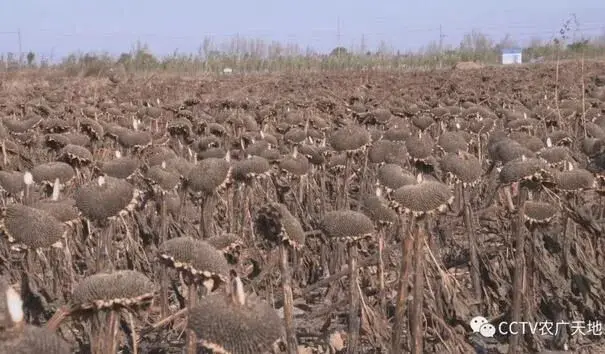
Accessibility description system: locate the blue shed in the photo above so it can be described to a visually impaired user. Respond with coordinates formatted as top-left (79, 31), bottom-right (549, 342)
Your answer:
top-left (501, 48), bottom-right (522, 65)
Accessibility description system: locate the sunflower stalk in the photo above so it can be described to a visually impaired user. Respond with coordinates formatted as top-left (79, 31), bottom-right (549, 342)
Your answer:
top-left (509, 185), bottom-right (528, 353)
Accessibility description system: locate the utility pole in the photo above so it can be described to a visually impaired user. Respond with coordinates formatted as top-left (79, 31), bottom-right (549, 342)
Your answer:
top-left (336, 16), bottom-right (342, 58)
top-left (337, 16), bottom-right (341, 46)
top-left (17, 28), bottom-right (23, 65)
top-left (438, 25), bottom-right (446, 69)
top-left (360, 34), bottom-right (366, 55)
top-left (439, 25), bottom-right (446, 52)
top-left (571, 13), bottom-right (579, 43)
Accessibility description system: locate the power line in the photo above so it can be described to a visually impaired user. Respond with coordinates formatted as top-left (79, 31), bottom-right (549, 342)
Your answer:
top-left (4, 21), bottom-right (601, 44)
top-left (1, 21), bottom-right (603, 57)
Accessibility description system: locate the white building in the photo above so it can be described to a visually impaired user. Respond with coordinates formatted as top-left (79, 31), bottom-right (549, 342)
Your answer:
top-left (501, 48), bottom-right (522, 65)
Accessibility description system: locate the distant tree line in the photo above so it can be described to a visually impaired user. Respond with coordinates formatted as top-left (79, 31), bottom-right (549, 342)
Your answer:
top-left (2, 28), bottom-right (604, 74)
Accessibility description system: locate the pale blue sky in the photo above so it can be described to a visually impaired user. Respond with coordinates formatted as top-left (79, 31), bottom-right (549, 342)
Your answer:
top-left (0, 0), bottom-right (603, 61)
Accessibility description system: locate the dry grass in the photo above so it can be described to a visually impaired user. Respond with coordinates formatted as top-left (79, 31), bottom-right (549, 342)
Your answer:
top-left (0, 56), bottom-right (603, 353)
